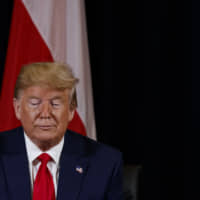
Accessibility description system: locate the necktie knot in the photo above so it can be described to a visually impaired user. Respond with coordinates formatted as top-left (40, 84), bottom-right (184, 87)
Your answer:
top-left (38, 153), bottom-right (52, 165)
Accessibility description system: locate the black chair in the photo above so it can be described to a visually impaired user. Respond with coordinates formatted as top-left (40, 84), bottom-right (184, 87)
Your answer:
top-left (123, 164), bottom-right (143, 200)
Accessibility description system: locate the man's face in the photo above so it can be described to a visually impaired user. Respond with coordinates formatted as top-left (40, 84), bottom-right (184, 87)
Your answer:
top-left (13, 86), bottom-right (74, 150)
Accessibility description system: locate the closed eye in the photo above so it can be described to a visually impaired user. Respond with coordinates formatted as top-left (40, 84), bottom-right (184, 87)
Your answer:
top-left (51, 99), bottom-right (62, 107)
top-left (51, 102), bottom-right (61, 107)
top-left (28, 98), bottom-right (41, 107)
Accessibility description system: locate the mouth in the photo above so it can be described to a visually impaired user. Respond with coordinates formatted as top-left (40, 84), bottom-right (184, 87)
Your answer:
top-left (37, 125), bottom-right (55, 130)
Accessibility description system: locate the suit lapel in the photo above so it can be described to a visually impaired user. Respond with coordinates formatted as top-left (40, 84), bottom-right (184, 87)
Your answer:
top-left (1, 153), bottom-right (31, 200)
top-left (57, 131), bottom-right (89, 200)
top-left (57, 155), bottom-right (88, 200)
top-left (0, 127), bottom-right (31, 200)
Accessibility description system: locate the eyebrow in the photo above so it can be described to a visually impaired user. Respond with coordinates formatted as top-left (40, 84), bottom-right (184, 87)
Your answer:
top-left (28, 96), bottom-right (40, 99)
top-left (50, 96), bottom-right (63, 100)
top-left (28, 96), bottom-right (62, 99)
top-left (27, 96), bottom-right (64, 102)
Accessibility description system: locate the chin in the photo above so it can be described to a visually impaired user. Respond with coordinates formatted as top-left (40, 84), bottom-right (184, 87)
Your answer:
top-left (33, 129), bottom-right (56, 140)
top-left (34, 135), bottom-right (60, 151)
top-left (36, 132), bottom-right (56, 141)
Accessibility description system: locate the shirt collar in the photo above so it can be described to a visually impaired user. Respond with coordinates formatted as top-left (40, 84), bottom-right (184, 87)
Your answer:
top-left (24, 132), bottom-right (64, 165)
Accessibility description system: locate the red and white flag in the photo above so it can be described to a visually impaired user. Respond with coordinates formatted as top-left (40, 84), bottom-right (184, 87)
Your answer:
top-left (0, 0), bottom-right (96, 140)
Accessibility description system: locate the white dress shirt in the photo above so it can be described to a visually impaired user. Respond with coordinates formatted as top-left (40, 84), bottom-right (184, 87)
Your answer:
top-left (24, 132), bottom-right (64, 196)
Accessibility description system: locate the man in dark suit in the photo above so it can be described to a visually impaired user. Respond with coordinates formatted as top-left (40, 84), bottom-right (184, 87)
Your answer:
top-left (0, 62), bottom-right (123, 200)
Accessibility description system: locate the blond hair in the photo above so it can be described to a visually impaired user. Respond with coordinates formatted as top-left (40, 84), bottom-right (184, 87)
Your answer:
top-left (14, 62), bottom-right (79, 109)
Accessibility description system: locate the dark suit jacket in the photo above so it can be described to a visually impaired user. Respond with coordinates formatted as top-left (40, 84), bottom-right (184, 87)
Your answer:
top-left (0, 127), bottom-right (123, 200)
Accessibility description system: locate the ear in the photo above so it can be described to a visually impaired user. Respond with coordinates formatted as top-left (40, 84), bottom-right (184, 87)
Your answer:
top-left (68, 109), bottom-right (75, 122)
top-left (13, 98), bottom-right (21, 120)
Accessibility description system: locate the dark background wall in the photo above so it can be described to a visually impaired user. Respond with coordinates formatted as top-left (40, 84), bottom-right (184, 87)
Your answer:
top-left (85, 1), bottom-right (145, 165)
top-left (193, 1), bottom-right (200, 128)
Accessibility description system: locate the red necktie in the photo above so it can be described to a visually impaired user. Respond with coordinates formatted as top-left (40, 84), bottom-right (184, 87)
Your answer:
top-left (33, 153), bottom-right (55, 200)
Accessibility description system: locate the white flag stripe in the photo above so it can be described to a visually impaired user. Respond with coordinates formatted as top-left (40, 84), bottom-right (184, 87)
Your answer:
top-left (22, 0), bottom-right (96, 140)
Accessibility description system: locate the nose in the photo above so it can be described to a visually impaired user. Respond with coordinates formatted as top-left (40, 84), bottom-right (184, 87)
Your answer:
top-left (39, 102), bottom-right (51, 119)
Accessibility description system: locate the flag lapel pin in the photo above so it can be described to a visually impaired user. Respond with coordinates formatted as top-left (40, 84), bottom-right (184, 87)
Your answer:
top-left (75, 166), bottom-right (83, 174)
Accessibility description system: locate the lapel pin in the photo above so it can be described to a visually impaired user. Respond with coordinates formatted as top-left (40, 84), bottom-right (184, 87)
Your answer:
top-left (76, 166), bottom-right (83, 174)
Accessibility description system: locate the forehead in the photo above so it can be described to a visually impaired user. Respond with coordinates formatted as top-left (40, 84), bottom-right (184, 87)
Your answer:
top-left (19, 86), bottom-right (70, 99)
